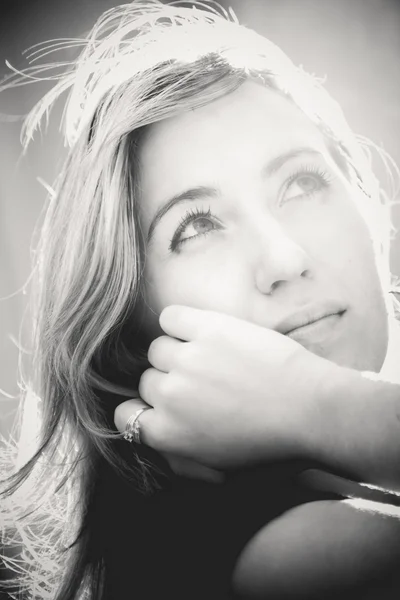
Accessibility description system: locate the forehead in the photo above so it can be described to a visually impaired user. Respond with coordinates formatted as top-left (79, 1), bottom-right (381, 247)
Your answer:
top-left (139, 81), bottom-right (327, 204)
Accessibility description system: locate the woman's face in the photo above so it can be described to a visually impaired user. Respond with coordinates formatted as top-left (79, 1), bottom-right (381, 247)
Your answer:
top-left (137, 81), bottom-right (388, 372)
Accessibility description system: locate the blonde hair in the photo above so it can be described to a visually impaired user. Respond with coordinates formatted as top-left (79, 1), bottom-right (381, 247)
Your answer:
top-left (0, 1), bottom-right (399, 598)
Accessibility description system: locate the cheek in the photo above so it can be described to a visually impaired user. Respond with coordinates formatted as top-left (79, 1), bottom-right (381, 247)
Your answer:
top-left (334, 205), bottom-right (382, 285)
top-left (289, 192), bottom-right (387, 325)
top-left (299, 193), bottom-right (380, 281)
top-left (144, 251), bottom-right (249, 318)
top-left (314, 198), bottom-right (387, 322)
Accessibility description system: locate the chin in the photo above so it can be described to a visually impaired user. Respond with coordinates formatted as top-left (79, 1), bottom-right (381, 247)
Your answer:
top-left (299, 324), bottom-right (388, 372)
top-left (324, 339), bottom-right (388, 373)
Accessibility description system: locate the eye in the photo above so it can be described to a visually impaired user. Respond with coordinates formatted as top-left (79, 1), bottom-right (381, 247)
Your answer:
top-left (190, 216), bottom-right (214, 235)
top-left (282, 166), bottom-right (332, 204)
top-left (291, 174), bottom-right (320, 195)
top-left (169, 206), bottom-right (220, 252)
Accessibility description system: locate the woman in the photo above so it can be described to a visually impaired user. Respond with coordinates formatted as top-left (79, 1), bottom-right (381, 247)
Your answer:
top-left (1, 1), bottom-right (400, 598)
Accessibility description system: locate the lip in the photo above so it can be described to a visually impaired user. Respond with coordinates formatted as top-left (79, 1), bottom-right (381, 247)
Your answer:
top-left (275, 305), bottom-right (347, 336)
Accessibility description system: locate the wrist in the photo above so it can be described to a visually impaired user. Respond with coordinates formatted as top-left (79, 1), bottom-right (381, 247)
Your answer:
top-left (301, 362), bottom-right (400, 486)
top-left (296, 357), bottom-right (352, 465)
top-left (258, 351), bottom-right (342, 464)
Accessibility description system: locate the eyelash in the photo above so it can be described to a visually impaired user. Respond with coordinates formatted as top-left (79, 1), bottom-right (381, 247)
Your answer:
top-left (169, 206), bottom-right (214, 252)
top-left (168, 164), bottom-right (333, 252)
top-left (284, 164), bottom-right (332, 200)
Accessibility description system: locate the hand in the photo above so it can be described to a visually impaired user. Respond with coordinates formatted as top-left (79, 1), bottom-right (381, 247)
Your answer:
top-left (115, 305), bottom-right (336, 469)
top-left (114, 396), bottom-right (226, 483)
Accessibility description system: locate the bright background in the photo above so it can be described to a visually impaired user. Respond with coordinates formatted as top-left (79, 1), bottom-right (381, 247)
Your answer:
top-left (1, 0), bottom-right (399, 439)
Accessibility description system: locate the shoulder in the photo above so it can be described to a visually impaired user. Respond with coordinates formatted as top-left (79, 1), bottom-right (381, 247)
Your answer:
top-left (232, 497), bottom-right (400, 599)
top-left (104, 461), bottom-right (341, 599)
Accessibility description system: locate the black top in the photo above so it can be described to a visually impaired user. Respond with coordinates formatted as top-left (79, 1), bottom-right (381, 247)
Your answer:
top-left (103, 458), bottom-right (343, 599)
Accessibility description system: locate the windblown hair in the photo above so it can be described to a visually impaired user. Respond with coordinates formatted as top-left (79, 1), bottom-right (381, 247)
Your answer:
top-left (0, 1), bottom-right (399, 598)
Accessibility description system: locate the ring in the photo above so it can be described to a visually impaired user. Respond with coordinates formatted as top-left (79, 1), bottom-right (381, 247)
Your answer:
top-left (123, 406), bottom-right (152, 444)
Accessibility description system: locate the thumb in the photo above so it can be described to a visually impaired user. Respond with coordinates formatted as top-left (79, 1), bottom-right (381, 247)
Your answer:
top-left (163, 452), bottom-right (226, 484)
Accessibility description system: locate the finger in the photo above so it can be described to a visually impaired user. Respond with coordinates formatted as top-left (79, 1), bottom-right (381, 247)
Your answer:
top-left (114, 398), bottom-right (148, 433)
top-left (163, 452), bottom-right (225, 484)
top-left (138, 367), bottom-right (168, 407)
top-left (114, 398), bottom-right (154, 446)
top-left (147, 335), bottom-right (183, 373)
top-left (159, 304), bottom-right (223, 341)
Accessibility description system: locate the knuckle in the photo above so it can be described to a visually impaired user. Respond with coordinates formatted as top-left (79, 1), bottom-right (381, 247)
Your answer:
top-left (199, 320), bottom-right (216, 339)
top-left (147, 336), bottom-right (164, 364)
top-left (139, 410), bottom-right (157, 448)
top-left (138, 368), bottom-right (155, 401)
top-left (176, 343), bottom-right (200, 371)
top-left (146, 414), bottom-right (171, 453)
top-left (158, 373), bottom-right (176, 399)
top-left (114, 403), bottom-right (127, 432)
top-left (200, 315), bottom-right (225, 340)
top-left (147, 340), bottom-right (157, 364)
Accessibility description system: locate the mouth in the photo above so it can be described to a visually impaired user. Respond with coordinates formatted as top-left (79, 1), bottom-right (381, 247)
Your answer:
top-left (276, 307), bottom-right (347, 337)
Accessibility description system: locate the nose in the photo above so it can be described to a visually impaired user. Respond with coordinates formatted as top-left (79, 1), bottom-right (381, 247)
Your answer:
top-left (252, 219), bottom-right (311, 295)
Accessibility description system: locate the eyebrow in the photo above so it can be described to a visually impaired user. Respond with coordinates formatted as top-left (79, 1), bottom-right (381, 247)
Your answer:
top-left (146, 146), bottom-right (323, 244)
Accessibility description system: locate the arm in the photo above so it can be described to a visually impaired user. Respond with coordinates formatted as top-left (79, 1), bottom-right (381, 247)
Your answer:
top-left (232, 498), bottom-right (400, 599)
top-left (300, 367), bottom-right (400, 492)
top-left (119, 306), bottom-right (400, 492)
top-left (158, 373), bottom-right (400, 493)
